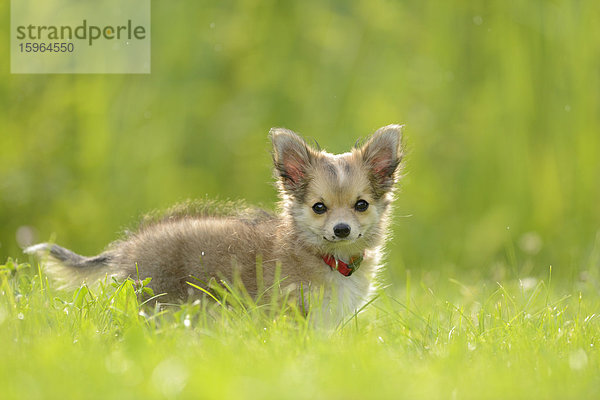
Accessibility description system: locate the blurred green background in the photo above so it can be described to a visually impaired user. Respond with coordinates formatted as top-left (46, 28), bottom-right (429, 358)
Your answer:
top-left (1, 0), bottom-right (599, 284)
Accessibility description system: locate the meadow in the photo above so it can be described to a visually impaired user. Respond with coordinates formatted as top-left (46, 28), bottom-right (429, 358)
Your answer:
top-left (1, 258), bottom-right (599, 399)
top-left (1, 0), bottom-right (599, 398)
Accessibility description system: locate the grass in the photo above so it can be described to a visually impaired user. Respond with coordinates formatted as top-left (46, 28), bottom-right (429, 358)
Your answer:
top-left (1, 258), bottom-right (598, 399)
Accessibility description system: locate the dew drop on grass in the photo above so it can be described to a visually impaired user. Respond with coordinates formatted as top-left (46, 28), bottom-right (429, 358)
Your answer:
top-left (17, 312), bottom-right (24, 320)
top-left (569, 349), bottom-right (588, 370)
top-left (16, 225), bottom-right (36, 248)
top-left (152, 358), bottom-right (189, 397)
top-left (183, 315), bottom-right (191, 328)
top-left (519, 277), bottom-right (538, 291)
top-left (451, 388), bottom-right (458, 400)
top-left (519, 232), bottom-right (543, 255)
top-left (105, 350), bottom-right (132, 375)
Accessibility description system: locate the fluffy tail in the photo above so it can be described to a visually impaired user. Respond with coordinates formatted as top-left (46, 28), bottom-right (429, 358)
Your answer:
top-left (25, 243), bottom-right (122, 289)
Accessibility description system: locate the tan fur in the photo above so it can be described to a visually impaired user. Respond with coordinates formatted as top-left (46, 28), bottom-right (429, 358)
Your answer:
top-left (27, 124), bottom-right (405, 321)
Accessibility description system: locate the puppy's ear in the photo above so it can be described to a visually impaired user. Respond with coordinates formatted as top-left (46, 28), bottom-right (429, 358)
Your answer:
top-left (269, 128), bottom-right (315, 197)
top-left (359, 124), bottom-right (404, 197)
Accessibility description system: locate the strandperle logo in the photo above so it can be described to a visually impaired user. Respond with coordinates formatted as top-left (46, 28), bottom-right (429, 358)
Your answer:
top-left (11, 0), bottom-right (150, 74)
top-left (15, 19), bottom-right (147, 46)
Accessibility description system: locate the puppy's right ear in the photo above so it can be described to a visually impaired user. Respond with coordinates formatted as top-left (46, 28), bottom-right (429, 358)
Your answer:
top-left (269, 128), bottom-right (313, 196)
top-left (359, 124), bottom-right (404, 198)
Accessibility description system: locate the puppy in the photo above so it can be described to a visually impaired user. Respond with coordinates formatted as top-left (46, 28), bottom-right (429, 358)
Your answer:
top-left (26, 125), bottom-right (404, 321)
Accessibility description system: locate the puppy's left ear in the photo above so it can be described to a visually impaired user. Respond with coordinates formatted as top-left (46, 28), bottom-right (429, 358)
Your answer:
top-left (360, 124), bottom-right (404, 196)
top-left (269, 128), bottom-right (315, 197)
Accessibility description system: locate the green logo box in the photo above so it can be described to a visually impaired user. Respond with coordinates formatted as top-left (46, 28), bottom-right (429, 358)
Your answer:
top-left (11, 0), bottom-right (150, 74)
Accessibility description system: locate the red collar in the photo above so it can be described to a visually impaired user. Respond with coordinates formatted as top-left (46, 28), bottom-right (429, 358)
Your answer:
top-left (322, 253), bottom-right (364, 277)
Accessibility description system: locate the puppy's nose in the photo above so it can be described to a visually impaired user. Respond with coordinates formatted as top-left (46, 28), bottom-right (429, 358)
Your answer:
top-left (333, 223), bottom-right (351, 238)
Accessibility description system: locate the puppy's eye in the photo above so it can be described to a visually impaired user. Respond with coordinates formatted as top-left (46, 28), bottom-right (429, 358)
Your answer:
top-left (354, 200), bottom-right (369, 212)
top-left (312, 202), bottom-right (327, 214)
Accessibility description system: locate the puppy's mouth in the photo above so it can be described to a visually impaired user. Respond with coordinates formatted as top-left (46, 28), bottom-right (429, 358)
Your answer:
top-left (323, 233), bottom-right (362, 243)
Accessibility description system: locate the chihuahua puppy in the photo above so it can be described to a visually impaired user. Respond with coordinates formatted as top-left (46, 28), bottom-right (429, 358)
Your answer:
top-left (26, 125), bottom-right (404, 321)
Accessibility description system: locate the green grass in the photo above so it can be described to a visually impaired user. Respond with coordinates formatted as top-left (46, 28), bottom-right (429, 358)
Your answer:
top-left (2, 0), bottom-right (600, 277)
top-left (1, 258), bottom-right (598, 399)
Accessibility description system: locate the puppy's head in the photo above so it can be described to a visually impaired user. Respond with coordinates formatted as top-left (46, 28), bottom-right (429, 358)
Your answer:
top-left (270, 125), bottom-right (404, 254)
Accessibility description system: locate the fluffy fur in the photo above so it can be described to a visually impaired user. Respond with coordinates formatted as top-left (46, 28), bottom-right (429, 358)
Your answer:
top-left (26, 124), bottom-right (405, 321)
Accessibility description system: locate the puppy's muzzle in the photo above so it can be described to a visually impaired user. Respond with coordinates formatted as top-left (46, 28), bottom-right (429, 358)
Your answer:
top-left (333, 223), bottom-right (351, 238)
